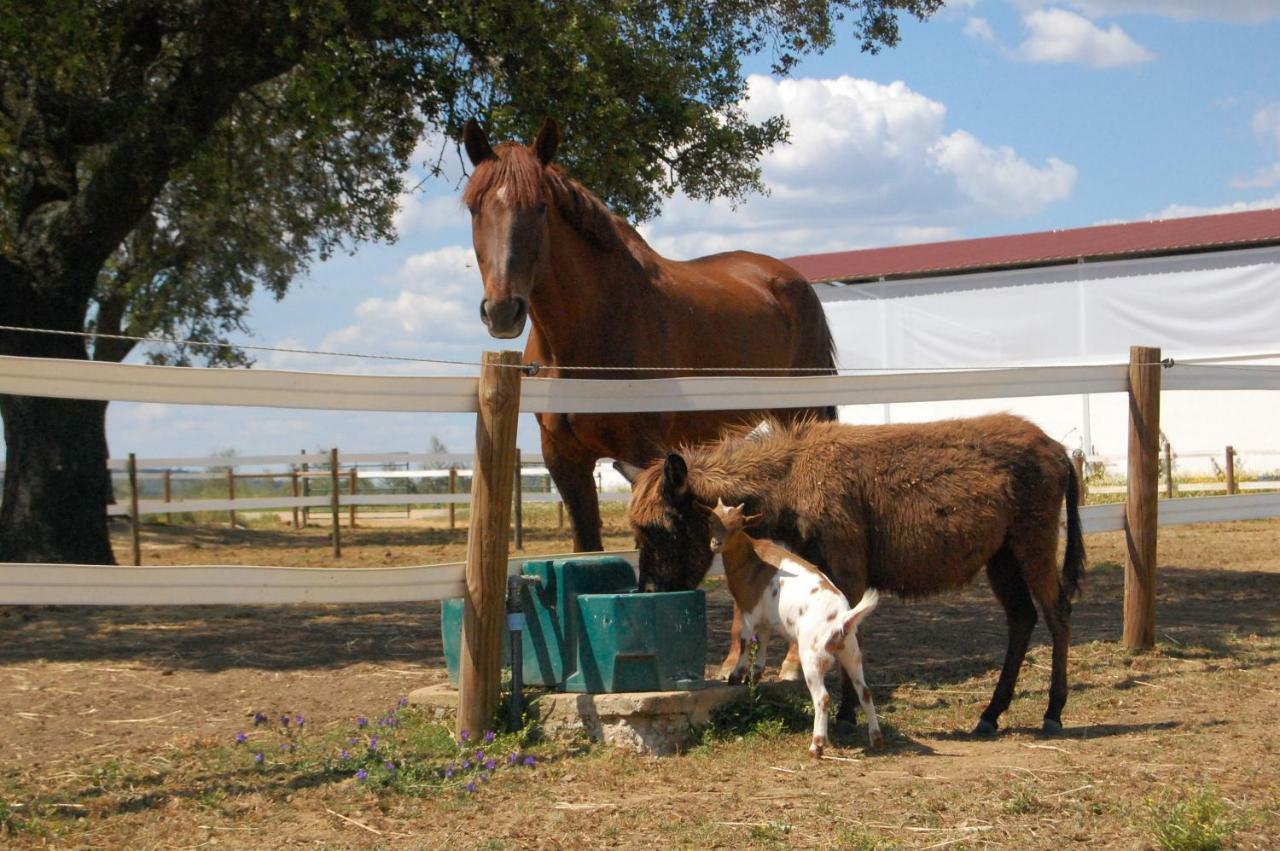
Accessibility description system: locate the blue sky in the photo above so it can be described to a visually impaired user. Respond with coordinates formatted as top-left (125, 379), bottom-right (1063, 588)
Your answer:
top-left (90, 0), bottom-right (1280, 462)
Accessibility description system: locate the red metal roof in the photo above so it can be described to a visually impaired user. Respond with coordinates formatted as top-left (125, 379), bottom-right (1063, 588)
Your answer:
top-left (786, 208), bottom-right (1280, 284)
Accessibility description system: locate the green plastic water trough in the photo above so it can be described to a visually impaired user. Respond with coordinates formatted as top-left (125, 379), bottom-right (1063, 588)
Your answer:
top-left (441, 556), bottom-right (706, 693)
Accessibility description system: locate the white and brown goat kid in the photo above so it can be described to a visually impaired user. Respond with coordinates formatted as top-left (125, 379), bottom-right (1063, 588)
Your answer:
top-left (709, 499), bottom-right (882, 756)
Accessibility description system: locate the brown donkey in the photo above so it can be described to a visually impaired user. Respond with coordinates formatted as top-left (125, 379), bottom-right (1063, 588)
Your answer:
top-left (622, 414), bottom-right (1085, 736)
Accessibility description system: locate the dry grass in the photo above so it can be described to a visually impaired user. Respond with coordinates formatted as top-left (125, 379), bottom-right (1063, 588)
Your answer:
top-left (1, 518), bottom-right (1277, 848)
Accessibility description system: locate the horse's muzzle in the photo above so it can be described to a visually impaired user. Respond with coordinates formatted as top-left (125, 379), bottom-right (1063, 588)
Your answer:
top-left (480, 296), bottom-right (528, 338)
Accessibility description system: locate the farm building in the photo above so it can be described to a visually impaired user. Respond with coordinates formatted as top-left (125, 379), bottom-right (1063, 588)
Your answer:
top-left (786, 208), bottom-right (1280, 471)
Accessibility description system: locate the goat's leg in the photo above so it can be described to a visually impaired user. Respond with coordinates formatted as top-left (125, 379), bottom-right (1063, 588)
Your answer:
top-left (720, 605), bottom-right (745, 680)
top-left (778, 642), bottom-right (803, 682)
top-left (838, 643), bottom-right (883, 747)
top-left (749, 622), bottom-right (772, 683)
top-left (802, 654), bottom-right (832, 758)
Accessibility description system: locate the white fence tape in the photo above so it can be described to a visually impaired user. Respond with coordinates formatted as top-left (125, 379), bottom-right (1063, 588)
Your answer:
top-left (0, 550), bottom-right (639, 606)
top-left (6, 493), bottom-right (1279, 606)
top-left (104, 490), bottom-right (630, 517)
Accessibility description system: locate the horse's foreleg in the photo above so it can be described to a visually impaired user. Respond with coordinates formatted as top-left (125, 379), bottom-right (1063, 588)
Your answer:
top-left (543, 443), bottom-right (603, 553)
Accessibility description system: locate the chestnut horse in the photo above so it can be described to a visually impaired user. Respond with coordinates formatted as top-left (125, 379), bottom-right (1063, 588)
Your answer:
top-left (461, 117), bottom-right (837, 559)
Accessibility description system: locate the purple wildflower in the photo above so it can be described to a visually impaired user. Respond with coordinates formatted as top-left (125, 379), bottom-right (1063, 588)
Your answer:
top-left (483, 730), bottom-right (496, 744)
top-left (340, 750), bottom-right (350, 761)
top-left (461, 759), bottom-right (472, 770)
top-left (484, 759), bottom-right (496, 771)
top-left (348, 736), bottom-right (358, 745)
top-left (464, 781), bottom-right (477, 794)
top-left (444, 766), bottom-right (455, 779)
top-left (254, 753), bottom-right (264, 764)
top-left (355, 768), bottom-right (369, 781)
top-left (253, 712), bottom-right (268, 726)
top-left (522, 756), bottom-right (536, 767)
top-left (368, 736), bottom-right (379, 750)
top-left (294, 714), bottom-right (304, 727)
top-left (459, 729), bottom-right (471, 742)
top-left (385, 761), bottom-right (397, 773)
top-left (280, 714), bottom-right (290, 728)
top-left (475, 750), bottom-right (484, 762)
top-left (356, 715), bottom-right (368, 728)
top-left (397, 696), bottom-right (408, 707)
top-left (234, 732), bottom-right (247, 745)
top-left (480, 771), bottom-right (491, 783)
top-left (507, 752), bottom-right (519, 765)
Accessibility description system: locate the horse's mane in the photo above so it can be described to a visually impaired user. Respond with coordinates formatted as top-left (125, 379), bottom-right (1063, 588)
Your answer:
top-left (462, 142), bottom-right (655, 262)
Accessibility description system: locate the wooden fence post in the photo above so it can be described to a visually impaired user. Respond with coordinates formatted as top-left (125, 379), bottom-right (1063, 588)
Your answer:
top-left (348, 467), bottom-right (358, 527)
top-left (448, 466), bottom-right (458, 530)
top-left (128, 453), bottom-right (141, 566)
top-left (513, 448), bottom-right (524, 550)
top-left (1163, 440), bottom-right (1174, 499)
top-left (1225, 446), bottom-right (1237, 495)
top-left (1124, 346), bottom-right (1162, 651)
top-left (291, 469), bottom-right (300, 529)
top-left (227, 469), bottom-right (237, 528)
top-left (458, 350), bottom-right (522, 739)
top-left (301, 450), bottom-right (311, 526)
top-left (330, 448), bottom-right (341, 558)
top-left (1071, 449), bottom-right (1086, 504)
top-left (162, 469), bottom-right (171, 525)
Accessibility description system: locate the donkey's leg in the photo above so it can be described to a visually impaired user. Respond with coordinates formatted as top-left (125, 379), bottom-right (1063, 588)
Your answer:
top-left (975, 546), bottom-right (1038, 737)
top-left (541, 429), bottom-right (603, 553)
top-left (1023, 559), bottom-right (1073, 736)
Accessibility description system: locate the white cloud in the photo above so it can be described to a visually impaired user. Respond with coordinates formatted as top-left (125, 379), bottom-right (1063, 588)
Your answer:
top-left (391, 244), bottom-right (478, 291)
top-left (1143, 194), bottom-right (1280, 219)
top-left (642, 75), bottom-right (1076, 258)
top-left (1231, 164), bottom-right (1280, 191)
top-left (964, 16), bottom-right (999, 44)
top-left (1252, 103), bottom-right (1280, 149)
top-left (393, 191), bottom-right (466, 236)
top-left (1057, 1), bottom-right (1280, 22)
top-left (1016, 8), bottom-right (1154, 67)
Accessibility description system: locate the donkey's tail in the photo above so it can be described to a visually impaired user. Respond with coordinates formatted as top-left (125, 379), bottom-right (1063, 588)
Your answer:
top-left (1062, 455), bottom-right (1086, 600)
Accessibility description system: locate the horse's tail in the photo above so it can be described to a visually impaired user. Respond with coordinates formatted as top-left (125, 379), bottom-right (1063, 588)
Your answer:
top-left (1061, 454), bottom-right (1086, 600)
top-left (815, 313), bottom-right (839, 422)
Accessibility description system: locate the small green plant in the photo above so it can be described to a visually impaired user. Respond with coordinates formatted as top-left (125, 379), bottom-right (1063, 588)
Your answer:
top-left (1004, 783), bottom-right (1041, 815)
top-left (836, 826), bottom-right (899, 850)
top-left (1148, 786), bottom-right (1234, 851)
top-left (748, 820), bottom-right (792, 847)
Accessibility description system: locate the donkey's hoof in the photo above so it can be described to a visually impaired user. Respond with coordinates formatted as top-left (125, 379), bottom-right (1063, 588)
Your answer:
top-left (718, 663), bottom-right (740, 681)
top-left (972, 718), bottom-right (999, 738)
top-left (726, 670), bottom-right (745, 685)
top-left (1041, 718), bottom-right (1064, 737)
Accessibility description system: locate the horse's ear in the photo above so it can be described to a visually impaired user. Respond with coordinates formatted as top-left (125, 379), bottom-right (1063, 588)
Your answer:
top-left (464, 118), bottom-right (496, 167)
top-left (613, 460), bottom-right (645, 486)
top-left (533, 117), bottom-right (559, 166)
top-left (662, 453), bottom-right (689, 502)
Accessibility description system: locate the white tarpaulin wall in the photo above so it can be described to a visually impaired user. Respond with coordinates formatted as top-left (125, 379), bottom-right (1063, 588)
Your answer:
top-left (818, 245), bottom-right (1280, 468)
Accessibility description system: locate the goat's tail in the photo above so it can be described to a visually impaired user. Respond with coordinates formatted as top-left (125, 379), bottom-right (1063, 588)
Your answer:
top-left (826, 589), bottom-right (879, 651)
top-left (1062, 455), bottom-right (1086, 600)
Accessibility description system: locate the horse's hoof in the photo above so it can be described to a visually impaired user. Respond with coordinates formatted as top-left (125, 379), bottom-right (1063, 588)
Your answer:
top-left (869, 730), bottom-right (885, 748)
top-left (1042, 718), bottom-right (1064, 737)
top-left (778, 661), bottom-right (804, 682)
top-left (718, 663), bottom-right (739, 681)
top-left (726, 670), bottom-right (744, 685)
top-left (973, 718), bottom-right (999, 738)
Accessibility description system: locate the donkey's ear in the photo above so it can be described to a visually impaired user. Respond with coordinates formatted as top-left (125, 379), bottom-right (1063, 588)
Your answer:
top-left (613, 460), bottom-right (645, 486)
top-left (464, 118), bottom-right (496, 166)
top-left (533, 117), bottom-right (559, 166)
top-left (662, 453), bottom-right (689, 502)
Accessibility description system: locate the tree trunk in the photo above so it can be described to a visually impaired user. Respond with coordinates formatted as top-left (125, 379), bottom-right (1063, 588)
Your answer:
top-left (0, 394), bottom-right (115, 564)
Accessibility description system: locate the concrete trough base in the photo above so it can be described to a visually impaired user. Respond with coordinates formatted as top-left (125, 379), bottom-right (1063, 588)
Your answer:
top-left (408, 681), bottom-right (805, 755)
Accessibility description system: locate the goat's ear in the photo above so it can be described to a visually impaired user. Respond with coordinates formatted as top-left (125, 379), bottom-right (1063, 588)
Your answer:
top-left (695, 501), bottom-right (714, 514)
top-left (662, 453), bottom-right (689, 502)
top-left (464, 118), bottom-right (496, 166)
top-left (533, 117), bottom-right (559, 166)
top-left (613, 460), bottom-right (645, 486)
top-left (743, 513), bottom-right (765, 527)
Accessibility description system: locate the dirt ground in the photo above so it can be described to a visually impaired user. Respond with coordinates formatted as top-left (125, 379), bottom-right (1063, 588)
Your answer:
top-left (1, 516), bottom-right (1278, 848)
